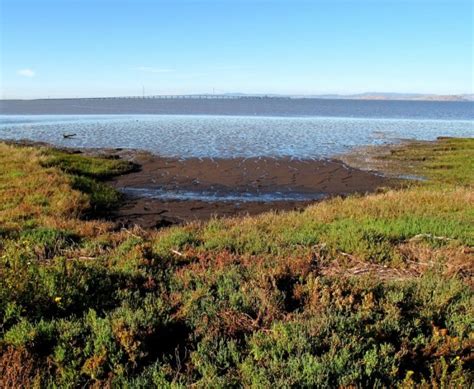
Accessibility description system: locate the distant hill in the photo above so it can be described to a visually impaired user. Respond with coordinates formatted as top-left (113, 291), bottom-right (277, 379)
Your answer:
top-left (322, 93), bottom-right (473, 102)
top-left (222, 92), bottom-right (473, 102)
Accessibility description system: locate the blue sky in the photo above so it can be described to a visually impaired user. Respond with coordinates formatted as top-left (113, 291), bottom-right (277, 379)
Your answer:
top-left (1, 0), bottom-right (472, 99)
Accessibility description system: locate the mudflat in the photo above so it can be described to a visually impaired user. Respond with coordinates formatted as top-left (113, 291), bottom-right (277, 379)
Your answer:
top-left (100, 149), bottom-right (390, 228)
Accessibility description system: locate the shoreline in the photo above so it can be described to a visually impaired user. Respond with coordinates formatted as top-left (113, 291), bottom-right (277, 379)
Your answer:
top-left (4, 139), bottom-right (393, 228)
top-left (88, 146), bottom-right (392, 228)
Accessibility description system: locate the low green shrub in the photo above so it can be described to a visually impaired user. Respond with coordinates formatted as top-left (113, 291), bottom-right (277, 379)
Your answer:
top-left (0, 139), bottom-right (472, 387)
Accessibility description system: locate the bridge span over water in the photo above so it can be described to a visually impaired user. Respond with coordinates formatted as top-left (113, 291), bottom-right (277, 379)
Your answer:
top-left (82, 94), bottom-right (290, 100)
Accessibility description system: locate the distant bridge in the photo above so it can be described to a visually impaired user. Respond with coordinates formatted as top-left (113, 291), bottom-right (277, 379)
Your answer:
top-left (81, 94), bottom-right (290, 100)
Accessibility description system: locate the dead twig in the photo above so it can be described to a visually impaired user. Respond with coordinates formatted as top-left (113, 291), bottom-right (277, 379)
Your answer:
top-left (408, 233), bottom-right (453, 242)
top-left (120, 228), bottom-right (142, 239)
top-left (405, 259), bottom-right (436, 266)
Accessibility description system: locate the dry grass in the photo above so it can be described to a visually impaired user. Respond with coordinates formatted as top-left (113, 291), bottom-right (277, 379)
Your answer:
top-left (0, 144), bottom-right (88, 233)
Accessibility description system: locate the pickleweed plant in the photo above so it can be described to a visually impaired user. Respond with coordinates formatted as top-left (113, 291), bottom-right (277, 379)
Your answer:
top-left (0, 138), bottom-right (472, 387)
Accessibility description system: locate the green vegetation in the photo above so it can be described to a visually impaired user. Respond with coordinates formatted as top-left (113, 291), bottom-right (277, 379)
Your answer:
top-left (380, 137), bottom-right (474, 186)
top-left (42, 149), bottom-right (137, 178)
top-left (0, 139), bottom-right (473, 387)
top-left (41, 149), bottom-right (138, 213)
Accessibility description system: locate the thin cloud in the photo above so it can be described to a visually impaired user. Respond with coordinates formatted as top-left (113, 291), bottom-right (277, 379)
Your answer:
top-left (135, 66), bottom-right (174, 73)
top-left (17, 68), bottom-right (35, 77)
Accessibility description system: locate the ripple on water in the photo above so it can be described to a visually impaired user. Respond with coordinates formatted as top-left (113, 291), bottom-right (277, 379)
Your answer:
top-left (0, 115), bottom-right (472, 159)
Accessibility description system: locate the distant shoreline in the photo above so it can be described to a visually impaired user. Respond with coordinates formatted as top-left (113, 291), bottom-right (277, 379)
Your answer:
top-left (1, 92), bottom-right (472, 102)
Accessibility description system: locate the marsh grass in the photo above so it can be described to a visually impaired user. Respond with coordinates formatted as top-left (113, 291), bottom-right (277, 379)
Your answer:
top-left (41, 149), bottom-right (138, 213)
top-left (0, 138), bottom-right (472, 387)
top-left (41, 149), bottom-right (139, 179)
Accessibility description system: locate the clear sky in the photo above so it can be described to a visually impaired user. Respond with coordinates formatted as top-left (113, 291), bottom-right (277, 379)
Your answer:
top-left (1, 0), bottom-right (472, 99)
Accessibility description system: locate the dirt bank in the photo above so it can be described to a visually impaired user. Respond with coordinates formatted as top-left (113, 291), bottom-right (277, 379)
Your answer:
top-left (91, 149), bottom-right (391, 228)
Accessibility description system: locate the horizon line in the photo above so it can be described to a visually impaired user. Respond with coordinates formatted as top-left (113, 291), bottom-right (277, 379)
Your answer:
top-left (1, 91), bottom-right (473, 102)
